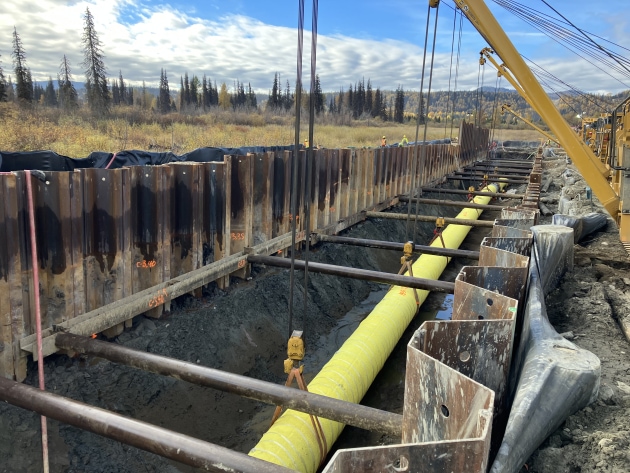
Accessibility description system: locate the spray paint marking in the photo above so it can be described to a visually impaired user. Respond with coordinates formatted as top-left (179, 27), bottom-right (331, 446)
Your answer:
top-left (148, 288), bottom-right (168, 308)
top-left (136, 260), bottom-right (157, 268)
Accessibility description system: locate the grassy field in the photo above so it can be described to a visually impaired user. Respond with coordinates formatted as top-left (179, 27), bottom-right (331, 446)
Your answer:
top-left (0, 104), bottom-right (545, 158)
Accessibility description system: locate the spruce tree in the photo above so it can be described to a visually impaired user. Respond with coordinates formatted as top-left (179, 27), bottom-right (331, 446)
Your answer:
top-left (0, 52), bottom-right (6, 102)
top-left (190, 75), bottom-right (200, 108)
top-left (58, 55), bottom-right (78, 111)
top-left (394, 86), bottom-right (405, 123)
top-left (158, 69), bottom-right (171, 114)
top-left (313, 74), bottom-right (325, 114)
top-left (202, 75), bottom-right (209, 109)
top-left (44, 77), bottom-right (57, 107)
top-left (82, 7), bottom-right (109, 115)
top-left (12, 27), bottom-right (32, 104)
top-left (366, 79), bottom-right (373, 116)
top-left (118, 71), bottom-right (126, 106)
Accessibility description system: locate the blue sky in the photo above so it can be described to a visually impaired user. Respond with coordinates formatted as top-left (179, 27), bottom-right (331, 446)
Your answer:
top-left (1, 0), bottom-right (629, 95)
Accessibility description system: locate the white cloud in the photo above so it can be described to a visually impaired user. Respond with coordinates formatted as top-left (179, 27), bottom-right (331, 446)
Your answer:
top-left (0, 0), bottom-right (628, 95)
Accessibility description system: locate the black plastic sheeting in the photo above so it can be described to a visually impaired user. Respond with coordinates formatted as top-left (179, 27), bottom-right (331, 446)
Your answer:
top-left (552, 212), bottom-right (609, 243)
top-left (0, 146), bottom-right (299, 172)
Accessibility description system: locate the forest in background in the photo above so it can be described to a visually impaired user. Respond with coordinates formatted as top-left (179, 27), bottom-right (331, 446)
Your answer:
top-left (0, 6), bottom-right (625, 156)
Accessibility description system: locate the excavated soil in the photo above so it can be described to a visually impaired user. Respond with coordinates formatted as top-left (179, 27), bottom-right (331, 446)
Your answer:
top-left (523, 152), bottom-right (630, 473)
top-left (2, 150), bottom-right (630, 473)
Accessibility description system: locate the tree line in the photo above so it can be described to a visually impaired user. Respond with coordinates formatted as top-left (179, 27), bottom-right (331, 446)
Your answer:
top-left (0, 8), bottom-right (625, 125)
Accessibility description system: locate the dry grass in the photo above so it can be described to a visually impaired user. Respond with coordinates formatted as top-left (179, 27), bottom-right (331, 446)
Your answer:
top-left (0, 104), bottom-right (546, 158)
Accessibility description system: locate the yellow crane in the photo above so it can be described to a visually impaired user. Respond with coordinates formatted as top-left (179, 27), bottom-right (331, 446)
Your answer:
top-left (456, 0), bottom-right (629, 241)
top-left (500, 104), bottom-right (557, 144)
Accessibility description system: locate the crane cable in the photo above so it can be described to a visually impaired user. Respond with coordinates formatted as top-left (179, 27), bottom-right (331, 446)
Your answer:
top-left (412, 1), bottom-right (441, 246)
top-left (287, 0), bottom-right (305, 339)
top-left (302, 0), bottom-right (319, 328)
top-left (443, 5), bottom-right (459, 140)
top-left (489, 74), bottom-right (502, 146)
top-left (405, 2), bottom-right (434, 243)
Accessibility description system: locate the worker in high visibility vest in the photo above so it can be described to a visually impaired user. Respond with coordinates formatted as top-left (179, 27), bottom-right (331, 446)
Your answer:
top-left (400, 135), bottom-right (409, 146)
top-left (381, 136), bottom-right (387, 147)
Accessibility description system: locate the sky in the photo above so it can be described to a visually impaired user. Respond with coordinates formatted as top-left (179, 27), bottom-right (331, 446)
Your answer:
top-left (0, 0), bottom-right (629, 96)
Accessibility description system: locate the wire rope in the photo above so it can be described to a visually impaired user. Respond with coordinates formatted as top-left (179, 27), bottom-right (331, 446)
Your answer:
top-left (443, 5), bottom-right (458, 139)
top-left (412, 2), bottom-right (441, 246)
top-left (287, 0), bottom-right (305, 338)
top-left (405, 3), bottom-right (433, 243)
top-left (302, 0), bottom-right (319, 332)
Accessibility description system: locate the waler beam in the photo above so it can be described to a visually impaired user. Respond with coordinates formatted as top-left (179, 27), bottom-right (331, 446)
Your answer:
top-left (366, 211), bottom-right (495, 227)
top-left (399, 196), bottom-right (510, 211)
top-left (421, 187), bottom-right (526, 199)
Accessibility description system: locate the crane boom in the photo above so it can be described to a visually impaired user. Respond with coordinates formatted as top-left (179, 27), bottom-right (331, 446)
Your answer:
top-left (500, 104), bottom-right (557, 144)
top-left (455, 0), bottom-right (619, 220)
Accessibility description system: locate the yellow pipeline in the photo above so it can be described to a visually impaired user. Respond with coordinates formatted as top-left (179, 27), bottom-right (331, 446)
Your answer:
top-left (249, 182), bottom-right (506, 473)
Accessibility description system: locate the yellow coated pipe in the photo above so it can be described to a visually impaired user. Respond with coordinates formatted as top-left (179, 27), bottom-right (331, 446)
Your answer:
top-left (249, 182), bottom-right (506, 473)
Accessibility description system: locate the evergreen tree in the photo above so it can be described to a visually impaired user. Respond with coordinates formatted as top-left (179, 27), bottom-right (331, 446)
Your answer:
top-left (347, 84), bottom-right (353, 116)
top-left (58, 55), bottom-right (78, 111)
top-left (0, 52), bottom-right (6, 102)
top-left (118, 71), bottom-right (127, 105)
top-left (210, 80), bottom-right (219, 106)
top-left (365, 79), bottom-right (373, 116)
top-left (283, 80), bottom-right (293, 111)
top-left (268, 72), bottom-right (280, 111)
top-left (394, 86), bottom-right (405, 123)
top-left (179, 77), bottom-right (185, 111)
top-left (157, 69), bottom-right (171, 114)
top-left (337, 87), bottom-right (344, 114)
top-left (202, 75), bottom-right (209, 109)
top-left (33, 83), bottom-right (44, 103)
top-left (44, 77), bottom-right (57, 107)
top-left (372, 88), bottom-right (381, 118)
top-left (82, 7), bottom-right (109, 114)
top-left (184, 72), bottom-right (191, 108)
top-left (190, 75), bottom-right (200, 108)
top-left (12, 27), bottom-right (32, 104)
top-left (246, 82), bottom-right (257, 109)
top-left (313, 74), bottom-right (325, 114)
top-left (111, 80), bottom-right (120, 105)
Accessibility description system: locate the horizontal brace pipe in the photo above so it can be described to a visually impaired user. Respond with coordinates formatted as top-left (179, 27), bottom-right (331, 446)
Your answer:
top-left (247, 255), bottom-right (455, 294)
top-left (421, 187), bottom-right (525, 199)
top-left (365, 211), bottom-right (495, 227)
top-left (465, 166), bottom-right (532, 175)
top-left (21, 231), bottom-right (300, 358)
top-left (452, 171), bottom-right (531, 180)
top-left (485, 159), bottom-right (537, 165)
top-left (399, 196), bottom-right (509, 211)
top-left (445, 176), bottom-right (528, 185)
top-left (0, 376), bottom-right (297, 473)
top-left (315, 234), bottom-right (480, 259)
top-left (55, 333), bottom-right (402, 437)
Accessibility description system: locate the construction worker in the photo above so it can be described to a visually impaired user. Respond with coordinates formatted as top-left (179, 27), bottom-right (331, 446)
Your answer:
top-left (304, 138), bottom-right (309, 148)
top-left (381, 136), bottom-right (387, 147)
top-left (400, 135), bottom-right (409, 146)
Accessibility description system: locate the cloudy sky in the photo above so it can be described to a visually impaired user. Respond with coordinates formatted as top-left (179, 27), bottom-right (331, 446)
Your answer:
top-left (0, 0), bottom-right (629, 95)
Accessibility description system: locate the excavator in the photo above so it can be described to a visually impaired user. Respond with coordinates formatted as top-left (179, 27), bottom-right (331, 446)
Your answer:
top-left (463, 1), bottom-right (630, 247)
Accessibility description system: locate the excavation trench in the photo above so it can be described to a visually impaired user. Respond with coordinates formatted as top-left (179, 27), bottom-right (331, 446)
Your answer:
top-left (0, 195), bottom-right (508, 473)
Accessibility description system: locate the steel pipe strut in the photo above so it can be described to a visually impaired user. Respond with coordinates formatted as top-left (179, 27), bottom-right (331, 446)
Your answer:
top-left (55, 333), bottom-right (402, 436)
top-left (445, 175), bottom-right (527, 185)
top-left (315, 234), bottom-right (480, 259)
top-left (421, 187), bottom-right (525, 199)
top-left (0, 376), bottom-right (297, 473)
top-left (399, 196), bottom-right (508, 211)
top-left (247, 255), bottom-right (455, 294)
top-left (366, 211), bottom-right (495, 227)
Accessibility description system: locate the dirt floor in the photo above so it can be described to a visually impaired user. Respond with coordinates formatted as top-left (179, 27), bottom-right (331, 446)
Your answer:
top-left (1, 148), bottom-right (630, 473)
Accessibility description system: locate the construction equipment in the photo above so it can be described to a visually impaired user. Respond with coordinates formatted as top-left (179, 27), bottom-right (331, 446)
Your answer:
top-left (459, 1), bottom-right (630, 242)
top-left (501, 104), bottom-right (557, 145)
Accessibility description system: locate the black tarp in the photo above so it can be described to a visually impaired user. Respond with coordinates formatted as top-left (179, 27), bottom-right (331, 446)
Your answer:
top-left (0, 145), bottom-right (299, 172)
